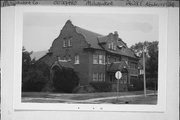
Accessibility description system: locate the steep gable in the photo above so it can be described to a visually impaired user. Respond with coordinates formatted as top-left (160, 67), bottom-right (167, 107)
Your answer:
top-left (75, 26), bottom-right (103, 49)
top-left (47, 20), bottom-right (137, 60)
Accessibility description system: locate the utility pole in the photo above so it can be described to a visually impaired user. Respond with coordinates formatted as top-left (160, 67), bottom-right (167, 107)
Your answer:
top-left (143, 45), bottom-right (147, 97)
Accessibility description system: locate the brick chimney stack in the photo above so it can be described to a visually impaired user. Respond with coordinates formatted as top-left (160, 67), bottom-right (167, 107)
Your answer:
top-left (114, 31), bottom-right (119, 41)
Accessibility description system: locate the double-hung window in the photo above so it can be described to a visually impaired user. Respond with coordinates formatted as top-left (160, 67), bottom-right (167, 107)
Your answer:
top-left (99, 55), bottom-right (105, 64)
top-left (74, 55), bottom-right (79, 64)
top-left (93, 54), bottom-right (98, 64)
top-left (99, 55), bottom-right (103, 64)
top-left (68, 38), bottom-right (72, 47)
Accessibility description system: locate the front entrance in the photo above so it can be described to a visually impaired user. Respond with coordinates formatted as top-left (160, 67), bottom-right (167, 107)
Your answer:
top-left (51, 65), bottom-right (79, 93)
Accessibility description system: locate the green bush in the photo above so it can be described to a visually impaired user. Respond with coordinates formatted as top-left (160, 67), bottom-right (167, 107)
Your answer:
top-left (22, 69), bottom-right (48, 92)
top-left (22, 61), bottom-right (50, 92)
top-left (72, 85), bottom-right (95, 93)
top-left (128, 76), bottom-right (143, 91)
top-left (89, 82), bottom-right (112, 92)
top-left (53, 68), bottom-right (79, 93)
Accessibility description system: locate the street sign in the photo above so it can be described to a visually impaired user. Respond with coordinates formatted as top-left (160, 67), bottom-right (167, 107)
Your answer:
top-left (115, 71), bottom-right (122, 79)
top-left (115, 71), bottom-right (122, 103)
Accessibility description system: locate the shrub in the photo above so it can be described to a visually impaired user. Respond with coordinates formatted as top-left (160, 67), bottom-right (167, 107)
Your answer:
top-left (53, 68), bottom-right (79, 93)
top-left (22, 62), bottom-right (50, 92)
top-left (72, 85), bottom-right (95, 93)
top-left (128, 76), bottom-right (143, 91)
top-left (22, 69), bottom-right (48, 92)
top-left (89, 82), bottom-right (112, 92)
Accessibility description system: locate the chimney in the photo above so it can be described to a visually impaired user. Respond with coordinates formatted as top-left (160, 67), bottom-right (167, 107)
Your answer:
top-left (114, 31), bottom-right (119, 42)
top-left (114, 31), bottom-right (118, 37)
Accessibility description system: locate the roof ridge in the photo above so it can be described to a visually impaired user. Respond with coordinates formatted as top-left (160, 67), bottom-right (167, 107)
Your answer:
top-left (75, 26), bottom-right (104, 36)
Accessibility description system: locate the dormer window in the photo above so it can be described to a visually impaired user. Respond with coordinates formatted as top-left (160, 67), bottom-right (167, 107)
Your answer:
top-left (113, 45), bottom-right (116, 50)
top-left (108, 42), bottom-right (116, 51)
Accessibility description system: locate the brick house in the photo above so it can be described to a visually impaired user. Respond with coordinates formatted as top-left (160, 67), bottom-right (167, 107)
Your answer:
top-left (38, 20), bottom-right (140, 91)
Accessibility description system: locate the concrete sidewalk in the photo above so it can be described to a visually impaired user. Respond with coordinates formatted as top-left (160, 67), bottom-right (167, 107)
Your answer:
top-left (22, 92), bottom-right (157, 103)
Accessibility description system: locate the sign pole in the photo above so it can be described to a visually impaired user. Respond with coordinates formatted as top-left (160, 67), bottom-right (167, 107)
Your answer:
top-left (117, 78), bottom-right (119, 101)
top-left (115, 71), bottom-right (122, 103)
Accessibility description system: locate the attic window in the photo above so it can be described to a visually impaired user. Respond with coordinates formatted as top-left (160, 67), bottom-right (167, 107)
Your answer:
top-left (108, 42), bottom-right (116, 51)
top-left (63, 37), bottom-right (72, 47)
top-left (68, 38), bottom-right (72, 46)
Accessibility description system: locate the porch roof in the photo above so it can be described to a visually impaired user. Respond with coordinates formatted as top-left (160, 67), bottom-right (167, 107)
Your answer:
top-left (107, 61), bottom-right (129, 72)
top-left (51, 60), bottom-right (74, 70)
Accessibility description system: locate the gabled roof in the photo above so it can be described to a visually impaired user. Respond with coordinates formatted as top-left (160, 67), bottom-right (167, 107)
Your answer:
top-left (75, 26), bottom-right (103, 49)
top-left (72, 22), bottom-right (137, 59)
top-left (38, 20), bottom-right (138, 61)
top-left (30, 50), bottom-right (48, 61)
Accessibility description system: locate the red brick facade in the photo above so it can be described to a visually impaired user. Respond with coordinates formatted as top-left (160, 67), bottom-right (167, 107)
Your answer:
top-left (39, 20), bottom-right (140, 91)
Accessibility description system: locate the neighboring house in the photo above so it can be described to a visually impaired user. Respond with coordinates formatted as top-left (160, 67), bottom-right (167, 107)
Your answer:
top-left (38, 20), bottom-right (141, 91)
top-left (30, 50), bottom-right (48, 61)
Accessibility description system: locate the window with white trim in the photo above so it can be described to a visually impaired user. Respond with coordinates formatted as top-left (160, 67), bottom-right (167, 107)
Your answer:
top-left (99, 55), bottom-right (103, 64)
top-left (103, 55), bottom-right (105, 64)
top-left (74, 55), bottom-right (79, 64)
top-left (93, 54), bottom-right (98, 64)
top-left (68, 38), bottom-right (72, 47)
top-left (108, 43), bottom-right (111, 49)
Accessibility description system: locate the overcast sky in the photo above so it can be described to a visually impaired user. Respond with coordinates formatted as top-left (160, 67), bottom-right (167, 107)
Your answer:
top-left (23, 13), bottom-right (158, 52)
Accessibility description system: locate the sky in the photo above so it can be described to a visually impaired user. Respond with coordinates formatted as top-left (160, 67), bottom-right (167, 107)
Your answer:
top-left (23, 13), bottom-right (158, 52)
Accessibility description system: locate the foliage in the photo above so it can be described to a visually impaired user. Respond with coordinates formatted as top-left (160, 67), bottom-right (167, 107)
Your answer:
top-left (22, 47), bottom-right (33, 78)
top-left (130, 41), bottom-right (150, 57)
top-left (146, 41), bottom-right (158, 75)
top-left (72, 85), bottom-right (95, 93)
top-left (22, 47), bottom-right (49, 92)
top-left (89, 82), bottom-right (112, 92)
top-left (130, 41), bottom-right (158, 78)
top-left (22, 69), bottom-right (48, 92)
top-left (128, 76), bottom-right (143, 91)
top-left (52, 68), bottom-right (79, 93)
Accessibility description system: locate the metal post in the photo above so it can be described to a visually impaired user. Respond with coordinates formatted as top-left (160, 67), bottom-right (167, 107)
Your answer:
top-left (143, 45), bottom-right (147, 97)
top-left (117, 78), bottom-right (119, 101)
